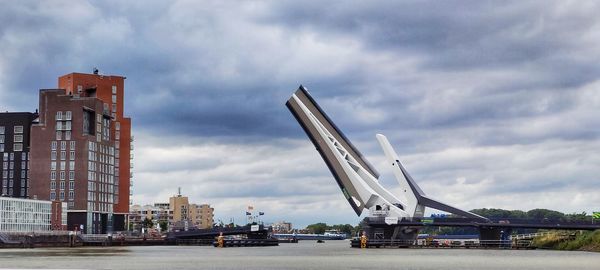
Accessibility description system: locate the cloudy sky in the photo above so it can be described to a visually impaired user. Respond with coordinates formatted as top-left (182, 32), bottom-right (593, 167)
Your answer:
top-left (1, 0), bottom-right (599, 227)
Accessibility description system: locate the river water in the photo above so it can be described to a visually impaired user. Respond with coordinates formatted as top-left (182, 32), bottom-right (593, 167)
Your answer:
top-left (0, 240), bottom-right (598, 269)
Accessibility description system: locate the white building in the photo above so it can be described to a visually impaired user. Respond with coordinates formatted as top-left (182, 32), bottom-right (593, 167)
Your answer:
top-left (0, 196), bottom-right (52, 232)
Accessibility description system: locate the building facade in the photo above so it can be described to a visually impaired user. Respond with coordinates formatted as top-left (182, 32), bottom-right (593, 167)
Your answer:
top-left (169, 194), bottom-right (214, 231)
top-left (57, 72), bottom-right (133, 229)
top-left (29, 89), bottom-right (117, 234)
top-left (0, 112), bottom-right (38, 198)
top-left (0, 197), bottom-right (54, 232)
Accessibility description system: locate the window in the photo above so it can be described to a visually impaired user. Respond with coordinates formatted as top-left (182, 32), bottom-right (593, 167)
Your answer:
top-left (14, 126), bottom-right (23, 134)
top-left (51, 162), bottom-right (57, 170)
top-left (65, 121), bottom-right (72, 130)
top-left (50, 192), bottom-right (56, 200)
top-left (112, 85), bottom-right (117, 94)
top-left (20, 170), bottom-right (25, 178)
top-left (69, 191), bottom-right (74, 200)
top-left (21, 153), bottom-right (26, 160)
top-left (56, 131), bottom-right (62, 140)
top-left (60, 171), bottom-right (65, 180)
top-left (77, 85), bottom-right (82, 93)
top-left (112, 104), bottom-right (117, 113)
top-left (0, 144), bottom-right (3, 152)
top-left (70, 151), bottom-right (75, 160)
top-left (56, 111), bottom-right (63, 120)
top-left (60, 181), bottom-right (65, 190)
top-left (112, 94), bottom-right (117, 103)
top-left (69, 161), bottom-right (75, 170)
top-left (69, 171), bottom-right (74, 180)
top-left (51, 141), bottom-right (57, 150)
top-left (115, 122), bottom-right (120, 131)
top-left (60, 161), bottom-right (66, 170)
top-left (61, 141), bottom-right (66, 150)
top-left (65, 131), bottom-right (71, 140)
top-left (13, 135), bottom-right (23, 143)
top-left (56, 121), bottom-right (63, 130)
top-left (70, 141), bottom-right (76, 149)
top-left (0, 126), bottom-right (4, 134)
top-left (50, 181), bottom-right (56, 189)
top-left (0, 135), bottom-right (4, 143)
top-left (66, 111), bottom-right (72, 120)
top-left (51, 151), bottom-right (57, 160)
top-left (69, 181), bottom-right (74, 189)
top-left (60, 151), bottom-right (66, 160)
top-left (51, 171), bottom-right (56, 180)
top-left (13, 143), bottom-right (23, 151)
top-left (60, 191), bottom-right (65, 201)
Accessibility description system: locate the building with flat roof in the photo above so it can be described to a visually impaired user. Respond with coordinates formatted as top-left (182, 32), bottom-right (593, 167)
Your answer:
top-left (0, 196), bottom-right (65, 232)
top-left (29, 89), bottom-right (117, 234)
top-left (57, 72), bottom-right (133, 228)
top-left (0, 112), bottom-right (38, 198)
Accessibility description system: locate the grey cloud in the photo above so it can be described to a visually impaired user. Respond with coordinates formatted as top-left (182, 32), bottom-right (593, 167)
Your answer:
top-left (1, 1), bottom-right (600, 226)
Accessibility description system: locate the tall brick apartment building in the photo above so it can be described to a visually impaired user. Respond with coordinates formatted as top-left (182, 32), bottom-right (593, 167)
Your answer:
top-left (0, 112), bottom-right (38, 198)
top-left (29, 72), bottom-right (132, 233)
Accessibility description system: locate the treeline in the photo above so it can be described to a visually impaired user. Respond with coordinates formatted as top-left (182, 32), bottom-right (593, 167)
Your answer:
top-left (422, 208), bottom-right (591, 235)
top-left (305, 223), bottom-right (359, 235)
top-left (469, 208), bottom-right (589, 221)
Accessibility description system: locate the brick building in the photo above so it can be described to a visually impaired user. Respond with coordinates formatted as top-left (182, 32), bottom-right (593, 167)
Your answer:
top-left (29, 89), bottom-right (117, 233)
top-left (0, 112), bottom-right (38, 198)
top-left (28, 71), bottom-right (133, 233)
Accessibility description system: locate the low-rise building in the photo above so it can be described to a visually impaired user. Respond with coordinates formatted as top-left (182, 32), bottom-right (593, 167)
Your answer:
top-left (0, 196), bottom-right (66, 232)
top-left (272, 221), bottom-right (293, 233)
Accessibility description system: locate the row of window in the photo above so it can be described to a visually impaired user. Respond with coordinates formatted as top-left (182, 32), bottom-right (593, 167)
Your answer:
top-left (51, 141), bottom-right (76, 151)
top-left (50, 171), bottom-right (75, 181)
top-left (0, 144), bottom-right (23, 152)
top-left (1, 187), bottom-right (26, 196)
top-left (51, 150), bottom-right (76, 161)
top-left (0, 126), bottom-right (24, 134)
top-left (2, 178), bottom-right (27, 187)
top-left (55, 111), bottom-right (73, 121)
top-left (2, 152), bottom-right (27, 161)
top-left (49, 191), bottom-right (74, 201)
top-left (2, 161), bottom-right (27, 170)
top-left (50, 161), bottom-right (76, 171)
top-left (1, 170), bottom-right (26, 179)
top-left (50, 181), bottom-right (74, 190)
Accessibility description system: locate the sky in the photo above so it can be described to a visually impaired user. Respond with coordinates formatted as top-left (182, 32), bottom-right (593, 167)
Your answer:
top-left (1, 0), bottom-right (599, 228)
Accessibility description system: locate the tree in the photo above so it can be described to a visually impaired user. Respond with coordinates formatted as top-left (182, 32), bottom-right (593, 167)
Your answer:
top-left (159, 220), bottom-right (168, 232)
top-left (142, 218), bottom-right (154, 229)
top-left (306, 223), bottom-right (328, 234)
top-left (330, 224), bottom-right (354, 235)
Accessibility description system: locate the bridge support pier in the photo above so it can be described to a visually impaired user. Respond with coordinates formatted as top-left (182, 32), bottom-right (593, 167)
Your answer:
top-left (479, 226), bottom-right (512, 247)
top-left (351, 218), bottom-right (422, 248)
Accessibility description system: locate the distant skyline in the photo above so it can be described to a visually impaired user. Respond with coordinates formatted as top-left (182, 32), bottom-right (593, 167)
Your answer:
top-left (1, 1), bottom-right (599, 227)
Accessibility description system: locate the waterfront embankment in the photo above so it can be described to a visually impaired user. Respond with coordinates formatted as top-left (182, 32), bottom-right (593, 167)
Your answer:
top-left (533, 230), bottom-right (600, 252)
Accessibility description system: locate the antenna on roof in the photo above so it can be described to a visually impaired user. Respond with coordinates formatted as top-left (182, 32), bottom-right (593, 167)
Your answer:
top-left (93, 67), bottom-right (99, 75)
top-left (178, 187), bottom-right (182, 197)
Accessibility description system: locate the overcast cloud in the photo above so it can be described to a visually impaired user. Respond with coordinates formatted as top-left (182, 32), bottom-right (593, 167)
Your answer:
top-left (1, 0), bottom-right (599, 227)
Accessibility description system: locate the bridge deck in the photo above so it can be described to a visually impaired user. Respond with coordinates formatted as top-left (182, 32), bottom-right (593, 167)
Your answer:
top-left (368, 217), bottom-right (600, 230)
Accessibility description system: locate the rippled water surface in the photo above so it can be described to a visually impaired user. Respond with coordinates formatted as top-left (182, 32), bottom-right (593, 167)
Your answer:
top-left (1, 240), bottom-right (599, 269)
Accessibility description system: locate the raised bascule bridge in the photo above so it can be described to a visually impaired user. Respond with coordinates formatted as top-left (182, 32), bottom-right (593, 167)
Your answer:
top-left (286, 86), bottom-right (600, 248)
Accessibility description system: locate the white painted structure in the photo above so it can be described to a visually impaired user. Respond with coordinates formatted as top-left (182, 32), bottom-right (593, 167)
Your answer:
top-left (287, 87), bottom-right (487, 223)
top-left (0, 197), bottom-right (52, 232)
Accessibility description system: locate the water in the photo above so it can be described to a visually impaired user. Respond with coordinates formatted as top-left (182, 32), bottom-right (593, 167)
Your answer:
top-left (0, 241), bottom-right (598, 270)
